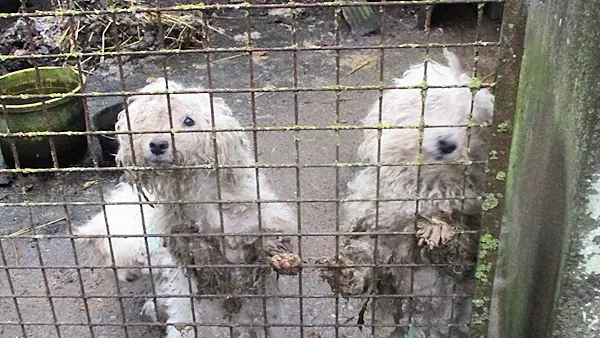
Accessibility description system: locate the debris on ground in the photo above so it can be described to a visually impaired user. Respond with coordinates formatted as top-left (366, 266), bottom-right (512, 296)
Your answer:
top-left (82, 180), bottom-right (98, 190)
top-left (0, 17), bottom-right (64, 73)
top-left (233, 31), bottom-right (262, 44)
top-left (61, 1), bottom-right (210, 66)
top-left (0, 0), bottom-right (211, 73)
top-left (20, 183), bottom-right (33, 194)
top-left (268, 7), bottom-right (305, 19)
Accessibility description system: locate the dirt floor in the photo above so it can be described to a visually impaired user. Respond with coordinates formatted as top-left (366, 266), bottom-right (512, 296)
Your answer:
top-left (0, 4), bottom-right (502, 338)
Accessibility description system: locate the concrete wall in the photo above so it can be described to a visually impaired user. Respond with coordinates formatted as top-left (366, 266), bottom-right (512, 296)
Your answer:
top-left (489, 1), bottom-right (600, 337)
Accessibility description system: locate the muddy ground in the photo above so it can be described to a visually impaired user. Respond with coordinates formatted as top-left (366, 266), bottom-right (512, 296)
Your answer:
top-left (0, 4), bottom-right (501, 338)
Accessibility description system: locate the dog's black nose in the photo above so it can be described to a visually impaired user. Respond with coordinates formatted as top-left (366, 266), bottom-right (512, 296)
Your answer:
top-left (149, 139), bottom-right (169, 155)
top-left (437, 139), bottom-right (457, 155)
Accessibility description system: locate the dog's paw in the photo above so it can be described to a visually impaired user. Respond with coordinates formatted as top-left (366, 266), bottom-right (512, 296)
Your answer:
top-left (268, 252), bottom-right (301, 275)
top-left (315, 257), bottom-right (369, 296)
top-left (416, 214), bottom-right (457, 250)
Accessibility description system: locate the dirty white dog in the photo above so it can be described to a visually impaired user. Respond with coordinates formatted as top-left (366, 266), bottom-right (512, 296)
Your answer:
top-left (317, 49), bottom-right (495, 338)
top-left (114, 78), bottom-right (301, 338)
top-left (74, 183), bottom-right (200, 338)
top-left (74, 183), bottom-right (159, 283)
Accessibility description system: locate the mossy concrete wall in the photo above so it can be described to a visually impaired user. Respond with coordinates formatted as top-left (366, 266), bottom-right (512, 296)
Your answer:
top-left (488, 1), bottom-right (600, 337)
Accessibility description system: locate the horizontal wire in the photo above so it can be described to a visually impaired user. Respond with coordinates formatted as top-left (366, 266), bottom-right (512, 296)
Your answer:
top-left (0, 160), bottom-right (488, 174)
top-left (1, 228), bottom-right (479, 239)
top-left (0, 196), bottom-right (484, 208)
top-left (0, 123), bottom-right (491, 138)
top-left (0, 321), bottom-right (470, 328)
top-left (0, 263), bottom-right (477, 270)
top-left (0, 41), bottom-right (500, 62)
top-left (0, 0), bottom-right (505, 19)
top-left (0, 293), bottom-right (473, 300)
top-left (0, 82), bottom-right (496, 101)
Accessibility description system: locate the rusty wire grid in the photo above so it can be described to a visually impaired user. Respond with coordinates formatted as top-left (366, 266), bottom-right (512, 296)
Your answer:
top-left (0, 0), bottom-right (522, 337)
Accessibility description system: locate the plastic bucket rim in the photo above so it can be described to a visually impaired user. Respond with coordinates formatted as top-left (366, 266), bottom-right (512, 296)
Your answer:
top-left (0, 66), bottom-right (86, 112)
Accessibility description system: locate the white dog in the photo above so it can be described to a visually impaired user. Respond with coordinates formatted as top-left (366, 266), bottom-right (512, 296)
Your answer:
top-left (74, 183), bottom-right (201, 338)
top-left (114, 78), bottom-right (301, 338)
top-left (317, 49), bottom-right (495, 338)
top-left (74, 183), bottom-right (159, 283)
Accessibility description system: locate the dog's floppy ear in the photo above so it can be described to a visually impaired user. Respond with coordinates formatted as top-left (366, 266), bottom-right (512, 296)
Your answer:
top-left (114, 107), bottom-right (135, 167)
top-left (208, 102), bottom-right (253, 189)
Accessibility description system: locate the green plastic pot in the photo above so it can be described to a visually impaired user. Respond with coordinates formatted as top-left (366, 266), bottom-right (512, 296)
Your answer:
top-left (0, 67), bottom-right (88, 168)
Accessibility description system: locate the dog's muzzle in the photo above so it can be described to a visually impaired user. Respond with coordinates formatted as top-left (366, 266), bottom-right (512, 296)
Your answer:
top-left (149, 138), bottom-right (169, 155)
top-left (145, 138), bottom-right (173, 164)
top-left (435, 138), bottom-right (458, 160)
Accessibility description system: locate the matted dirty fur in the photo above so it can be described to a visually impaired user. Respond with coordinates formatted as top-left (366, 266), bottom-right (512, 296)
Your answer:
top-left (317, 49), bottom-right (495, 338)
top-left (114, 78), bottom-right (301, 338)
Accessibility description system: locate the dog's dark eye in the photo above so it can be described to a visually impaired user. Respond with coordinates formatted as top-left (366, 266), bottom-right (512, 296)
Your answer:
top-left (183, 117), bottom-right (195, 127)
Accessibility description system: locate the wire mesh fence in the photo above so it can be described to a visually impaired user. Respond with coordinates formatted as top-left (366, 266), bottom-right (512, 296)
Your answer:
top-left (0, 0), bottom-right (519, 337)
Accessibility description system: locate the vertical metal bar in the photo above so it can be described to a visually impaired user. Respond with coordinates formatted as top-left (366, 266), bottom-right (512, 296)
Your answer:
top-left (152, 2), bottom-right (199, 336)
top-left (451, 2), bottom-right (489, 336)
top-left (110, 30), bottom-right (147, 338)
top-left (104, 3), bottom-right (138, 336)
top-left (17, 4), bottom-right (63, 336)
top-left (22, 12), bottom-right (60, 169)
top-left (0, 240), bottom-right (27, 337)
top-left (371, 0), bottom-right (388, 334)
top-left (23, 189), bottom-right (61, 338)
top-left (408, 4), bottom-right (434, 332)
top-left (244, 3), bottom-right (268, 336)
top-left (202, 5), bottom-right (224, 337)
top-left (0, 5), bottom-right (26, 332)
top-left (290, 4), bottom-right (305, 337)
top-left (0, 0), bottom-right (24, 171)
top-left (119, 1), bottom-right (163, 331)
top-left (469, 0), bottom-right (525, 336)
top-left (61, 3), bottom-right (97, 336)
top-left (472, 1), bottom-right (485, 78)
top-left (332, 4), bottom-right (342, 337)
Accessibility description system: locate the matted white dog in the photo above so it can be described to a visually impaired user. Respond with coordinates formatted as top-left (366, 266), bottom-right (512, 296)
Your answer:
top-left (111, 78), bottom-right (301, 338)
top-left (74, 183), bottom-right (198, 338)
top-left (74, 183), bottom-right (159, 283)
top-left (318, 49), bottom-right (495, 338)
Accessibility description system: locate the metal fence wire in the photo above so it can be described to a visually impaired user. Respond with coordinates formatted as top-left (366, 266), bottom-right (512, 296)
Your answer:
top-left (0, 1), bottom-right (522, 337)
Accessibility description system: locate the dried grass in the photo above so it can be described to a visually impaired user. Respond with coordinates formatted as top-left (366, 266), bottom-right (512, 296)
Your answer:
top-left (57, 0), bottom-right (218, 61)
